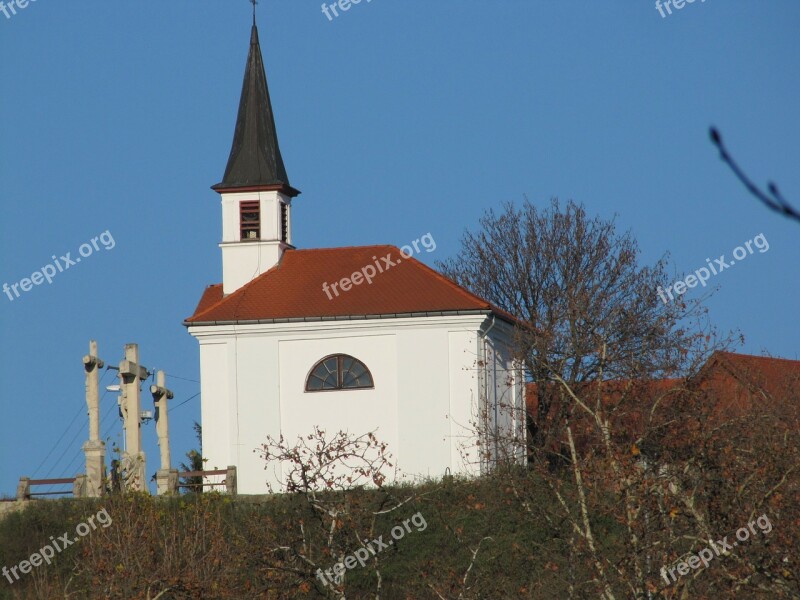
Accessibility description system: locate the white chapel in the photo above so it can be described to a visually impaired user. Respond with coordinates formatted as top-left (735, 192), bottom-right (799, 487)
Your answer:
top-left (185, 22), bottom-right (525, 494)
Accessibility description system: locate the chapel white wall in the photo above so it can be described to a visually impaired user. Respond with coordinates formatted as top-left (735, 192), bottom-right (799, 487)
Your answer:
top-left (190, 315), bottom-right (523, 494)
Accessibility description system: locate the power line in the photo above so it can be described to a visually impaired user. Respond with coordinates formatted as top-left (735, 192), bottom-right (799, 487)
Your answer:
top-left (31, 369), bottom-right (110, 479)
top-left (42, 417), bottom-right (88, 481)
top-left (56, 388), bottom-right (116, 493)
top-left (169, 392), bottom-right (201, 413)
top-left (164, 373), bottom-right (200, 384)
top-left (61, 447), bottom-right (86, 483)
top-left (98, 389), bottom-right (118, 433)
top-left (32, 363), bottom-right (198, 492)
top-left (42, 382), bottom-right (111, 482)
top-left (30, 402), bottom-right (84, 478)
top-left (101, 393), bottom-right (122, 452)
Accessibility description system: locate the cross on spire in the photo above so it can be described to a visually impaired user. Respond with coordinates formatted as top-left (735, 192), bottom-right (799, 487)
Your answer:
top-left (251, 0), bottom-right (257, 24)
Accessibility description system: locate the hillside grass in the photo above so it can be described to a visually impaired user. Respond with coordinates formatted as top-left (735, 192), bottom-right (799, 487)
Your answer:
top-left (0, 473), bottom-right (582, 600)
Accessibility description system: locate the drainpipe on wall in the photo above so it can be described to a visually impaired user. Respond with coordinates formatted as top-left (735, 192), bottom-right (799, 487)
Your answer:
top-left (480, 315), bottom-right (498, 469)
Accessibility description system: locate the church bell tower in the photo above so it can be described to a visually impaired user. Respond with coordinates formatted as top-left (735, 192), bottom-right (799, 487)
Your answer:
top-left (212, 21), bottom-right (300, 295)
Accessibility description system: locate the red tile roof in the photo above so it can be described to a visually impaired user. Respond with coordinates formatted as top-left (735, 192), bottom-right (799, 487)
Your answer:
top-left (525, 351), bottom-right (800, 431)
top-left (186, 245), bottom-right (516, 325)
top-left (695, 351), bottom-right (800, 400)
top-left (524, 352), bottom-right (800, 458)
top-left (525, 378), bottom-right (682, 419)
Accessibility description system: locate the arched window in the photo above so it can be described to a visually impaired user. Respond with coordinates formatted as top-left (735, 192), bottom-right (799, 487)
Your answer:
top-left (306, 354), bottom-right (374, 392)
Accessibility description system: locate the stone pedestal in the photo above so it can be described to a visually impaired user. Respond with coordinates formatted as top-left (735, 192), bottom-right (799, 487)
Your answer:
top-left (16, 477), bottom-right (30, 501)
top-left (226, 466), bottom-right (238, 496)
top-left (73, 475), bottom-right (87, 497)
top-left (82, 440), bottom-right (106, 497)
top-left (156, 468), bottom-right (179, 495)
top-left (122, 451), bottom-right (148, 493)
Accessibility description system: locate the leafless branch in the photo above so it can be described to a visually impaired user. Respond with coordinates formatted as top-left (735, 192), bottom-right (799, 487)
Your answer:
top-left (710, 127), bottom-right (800, 223)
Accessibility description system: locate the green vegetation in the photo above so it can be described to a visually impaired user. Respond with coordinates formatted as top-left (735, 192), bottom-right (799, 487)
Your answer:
top-left (0, 474), bottom-right (578, 599)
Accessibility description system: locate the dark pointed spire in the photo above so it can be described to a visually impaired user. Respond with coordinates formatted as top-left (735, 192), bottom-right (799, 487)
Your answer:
top-left (213, 23), bottom-right (298, 195)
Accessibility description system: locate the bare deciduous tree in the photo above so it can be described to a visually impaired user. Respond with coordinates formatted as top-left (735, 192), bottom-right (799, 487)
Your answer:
top-left (438, 198), bottom-right (713, 454)
top-left (257, 428), bottom-right (410, 598)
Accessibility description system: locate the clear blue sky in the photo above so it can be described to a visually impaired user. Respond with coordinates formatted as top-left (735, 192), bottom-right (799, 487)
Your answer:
top-left (1, 1), bottom-right (798, 497)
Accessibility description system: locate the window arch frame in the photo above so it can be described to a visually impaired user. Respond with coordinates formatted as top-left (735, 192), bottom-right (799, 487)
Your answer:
top-left (304, 354), bottom-right (375, 393)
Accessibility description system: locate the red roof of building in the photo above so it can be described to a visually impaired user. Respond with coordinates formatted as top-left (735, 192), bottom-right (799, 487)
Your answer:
top-left (695, 351), bottom-right (800, 399)
top-left (525, 351), bottom-right (800, 427)
top-left (525, 377), bottom-right (682, 422)
top-left (524, 351), bottom-right (800, 457)
top-left (186, 245), bottom-right (516, 325)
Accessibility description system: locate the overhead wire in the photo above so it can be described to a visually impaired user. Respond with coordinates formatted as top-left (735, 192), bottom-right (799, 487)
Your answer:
top-left (32, 364), bottom-right (198, 494)
top-left (31, 369), bottom-right (110, 481)
top-left (161, 373), bottom-right (200, 384)
top-left (30, 402), bottom-right (85, 479)
top-left (169, 392), bottom-right (201, 413)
